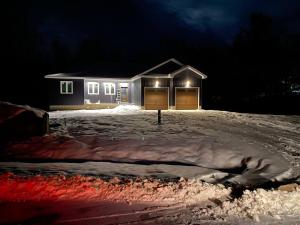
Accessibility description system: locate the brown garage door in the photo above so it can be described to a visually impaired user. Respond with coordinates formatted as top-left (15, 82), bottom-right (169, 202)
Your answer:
top-left (176, 88), bottom-right (198, 110)
top-left (144, 88), bottom-right (168, 110)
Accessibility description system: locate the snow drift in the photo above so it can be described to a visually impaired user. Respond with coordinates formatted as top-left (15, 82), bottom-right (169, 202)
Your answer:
top-left (0, 101), bottom-right (48, 142)
top-left (0, 173), bottom-right (299, 224)
top-left (2, 106), bottom-right (299, 186)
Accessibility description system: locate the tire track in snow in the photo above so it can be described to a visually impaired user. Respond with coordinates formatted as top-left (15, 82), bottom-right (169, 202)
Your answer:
top-left (58, 203), bottom-right (186, 224)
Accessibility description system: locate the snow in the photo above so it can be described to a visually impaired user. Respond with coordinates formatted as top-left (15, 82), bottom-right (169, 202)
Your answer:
top-left (0, 101), bottom-right (48, 141)
top-left (50, 105), bottom-right (141, 118)
top-left (0, 173), bottom-right (230, 204)
top-left (0, 101), bottom-right (46, 123)
top-left (1, 106), bottom-right (300, 224)
top-left (207, 188), bottom-right (300, 221)
top-left (3, 107), bottom-right (299, 185)
top-left (0, 173), bottom-right (299, 224)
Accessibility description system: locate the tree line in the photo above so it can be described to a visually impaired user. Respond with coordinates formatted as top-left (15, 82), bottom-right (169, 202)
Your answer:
top-left (2, 11), bottom-right (300, 113)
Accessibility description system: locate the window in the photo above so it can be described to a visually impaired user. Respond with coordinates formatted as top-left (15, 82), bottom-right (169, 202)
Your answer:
top-left (60, 81), bottom-right (73, 94)
top-left (104, 82), bottom-right (116, 95)
top-left (87, 82), bottom-right (99, 95)
top-left (120, 83), bottom-right (129, 88)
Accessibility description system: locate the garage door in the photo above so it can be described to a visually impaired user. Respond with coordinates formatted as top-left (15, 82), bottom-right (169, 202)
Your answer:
top-left (144, 88), bottom-right (168, 110)
top-left (176, 88), bottom-right (198, 110)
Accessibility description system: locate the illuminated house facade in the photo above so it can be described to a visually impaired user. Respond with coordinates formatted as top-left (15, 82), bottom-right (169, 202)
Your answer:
top-left (45, 58), bottom-right (207, 110)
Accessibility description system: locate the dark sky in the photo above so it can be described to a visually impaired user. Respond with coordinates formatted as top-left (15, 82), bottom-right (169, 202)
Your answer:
top-left (16, 0), bottom-right (300, 51)
top-left (157, 0), bottom-right (300, 39)
top-left (2, 0), bottom-right (300, 111)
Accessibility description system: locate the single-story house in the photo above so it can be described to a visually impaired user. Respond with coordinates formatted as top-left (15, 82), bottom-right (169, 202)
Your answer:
top-left (45, 58), bottom-right (207, 110)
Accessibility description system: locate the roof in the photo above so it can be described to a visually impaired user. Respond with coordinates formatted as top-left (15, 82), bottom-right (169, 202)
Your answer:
top-left (171, 65), bottom-right (207, 79)
top-left (137, 58), bottom-right (183, 76)
top-left (45, 58), bottom-right (207, 80)
top-left (45, 62), bottom-right (146, 79)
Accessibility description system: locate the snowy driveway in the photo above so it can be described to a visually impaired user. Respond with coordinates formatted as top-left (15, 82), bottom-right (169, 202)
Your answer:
top-left (2, 106), bottom-right (300, 185)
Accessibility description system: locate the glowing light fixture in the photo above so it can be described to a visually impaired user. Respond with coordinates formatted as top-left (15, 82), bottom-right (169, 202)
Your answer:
top-left (155, 80), bottom-right (159, 88)
top-left (186, 80), bottom-right (191, 87)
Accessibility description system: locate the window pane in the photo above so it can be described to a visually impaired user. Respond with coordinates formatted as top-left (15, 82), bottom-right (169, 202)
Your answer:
top-left (94, 84), bottom-right (98, 94)
top-left (105, 85), bottom-right (109, 94)
top-left (111, 84), bottom-right (115, 94)
top-left (62, 82), bottom-right (66, 93)
top-left (89, 84), bottom-right (93, 94)
top-left (67, 82), bottom-right (72, 93)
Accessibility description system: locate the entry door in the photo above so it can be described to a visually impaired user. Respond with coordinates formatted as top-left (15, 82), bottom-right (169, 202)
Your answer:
top-left (121, 87), bottom-right (128, 102)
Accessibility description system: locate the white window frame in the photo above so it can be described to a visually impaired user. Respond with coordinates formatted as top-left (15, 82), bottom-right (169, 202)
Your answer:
top-left (104, 82), bottom-right (116, 95)
top-left (60, 81), bottom-right (73, 94)
top-left (87, 82), bottom-right (99, 95)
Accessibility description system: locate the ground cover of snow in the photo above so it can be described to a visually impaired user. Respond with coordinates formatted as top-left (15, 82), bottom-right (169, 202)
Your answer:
top-left (3, 105), bottom-right (299, 185)
top-left (0, 173), bottom-right (299, 224)
top-left (1, 105), bottom-right (300, 224)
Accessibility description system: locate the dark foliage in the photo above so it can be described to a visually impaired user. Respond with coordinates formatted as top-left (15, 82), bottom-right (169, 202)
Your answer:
top-left (2, 2), bottom-right (300, 114)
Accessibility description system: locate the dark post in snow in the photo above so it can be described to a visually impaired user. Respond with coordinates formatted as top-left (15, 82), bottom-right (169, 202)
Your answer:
top-left (41, 112), bottom-right (49, 135)
top-left (158, 109), bottom-right (161, 125)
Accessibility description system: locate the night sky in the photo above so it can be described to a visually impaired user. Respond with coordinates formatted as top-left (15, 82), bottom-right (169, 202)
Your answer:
top-left (11, 1), bottom-right (300, 50)
top-left (2, 0), bottom-right (300, 113)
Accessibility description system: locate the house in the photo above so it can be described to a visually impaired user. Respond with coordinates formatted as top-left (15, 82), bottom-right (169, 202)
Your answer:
top-left (45, 58), bottom-right (207, 110)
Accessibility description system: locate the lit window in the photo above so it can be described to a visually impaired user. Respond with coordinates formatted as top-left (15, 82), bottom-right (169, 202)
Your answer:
top-left (87, 82), bottom-right (99, 95)
top-left (155, 80), bottom-right (159, 88)
top-left (60, 81), bottom-right (73, 94)
top-left (120, 83), bottom-right (128, 88)
top-left (104, 82), bottom-right (116, 95)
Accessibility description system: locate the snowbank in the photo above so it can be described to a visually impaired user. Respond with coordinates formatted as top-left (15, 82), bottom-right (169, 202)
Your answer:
top-left (196, 186), bottom-right (300, 223)
top-left (0, 173), bottom-right (299, 224)
top-left (0, 101), bottom-right (48, 142)
top-left (0, 173), bottom-right (230, 204)
top-left (50, 105), bottom-right (141, 119)
top-left (0, 101), bottom-right (46, 122)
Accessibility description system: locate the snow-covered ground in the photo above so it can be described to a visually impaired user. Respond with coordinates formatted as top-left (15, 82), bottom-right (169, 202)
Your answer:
top-left (1, 105), bottom-right (300, 224)
top-left (3, 105), bottom-right (300, 184)
top-left (0, 173), bottom-right (299, 224)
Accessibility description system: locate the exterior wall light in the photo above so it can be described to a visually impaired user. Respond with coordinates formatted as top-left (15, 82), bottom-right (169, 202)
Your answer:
top-left (186, 80), bottom-right (191, 87)
top-left (155, 80), bottom-right (159, 88)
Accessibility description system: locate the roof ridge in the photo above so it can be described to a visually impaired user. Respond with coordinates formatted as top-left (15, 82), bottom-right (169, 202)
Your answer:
top-left (170, 65), bottom-right (207, 79)
top-left (136, 58), bottom-right (183, 76)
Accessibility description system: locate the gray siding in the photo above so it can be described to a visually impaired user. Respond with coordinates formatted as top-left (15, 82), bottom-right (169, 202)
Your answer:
top-left (47, 67), bottom-right (204, 108)
top-left (131, 78), bottom-right (141, 105)
top-left (127, 82), bottom-right (132, 104)
top-left (84, 79), bottom-right (132, 104)
top-left (173, 70), bottom-right (202, 107)
top-left (173, 69), bottom-right (201, 87)
top-left (141, 78), bottom-right (170, 106)
top-left (48, 79), bottom-right (84, 105)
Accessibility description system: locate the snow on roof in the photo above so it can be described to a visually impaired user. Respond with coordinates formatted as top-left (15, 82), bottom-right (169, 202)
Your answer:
top-left (171, 65), bottom-right (207, 79)
top-left (136, 58), bottom-right (183, 76)
top-left (45, 58), bottom-right (207, 80)
top-left (44, 62), bottom-right (145, 79)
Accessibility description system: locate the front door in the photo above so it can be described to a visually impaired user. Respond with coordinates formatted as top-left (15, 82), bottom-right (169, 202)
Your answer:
top-left (121, 87), bottom-right (128, 102)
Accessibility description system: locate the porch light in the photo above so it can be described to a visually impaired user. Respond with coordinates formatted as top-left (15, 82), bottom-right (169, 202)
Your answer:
top-left (155, 80), bottom-right (159, 88)
top-left (186, 80), bottom-right (191, 87)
